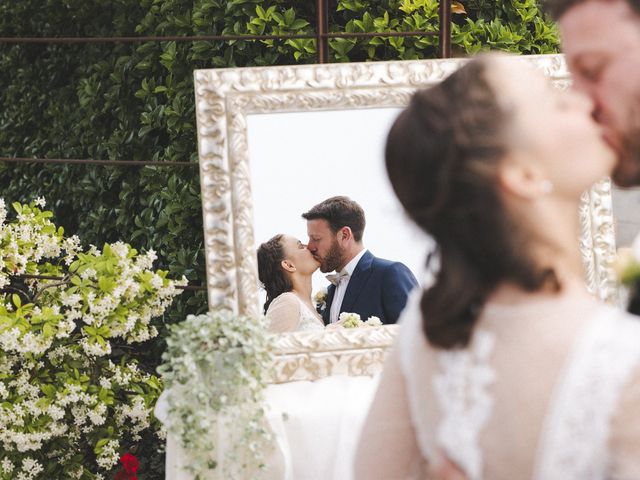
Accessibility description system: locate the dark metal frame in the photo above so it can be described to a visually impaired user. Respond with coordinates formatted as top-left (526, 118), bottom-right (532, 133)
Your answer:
top-left (0, 0), bottom-right (453, 61)
top-left (0, 1), bottom-right (452, 166)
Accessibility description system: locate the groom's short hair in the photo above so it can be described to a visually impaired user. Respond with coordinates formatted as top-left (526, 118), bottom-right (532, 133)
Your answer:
top-left (302, 196), bottom-right (366, 242)
top-left (543, 0), bottom-right (640, 18)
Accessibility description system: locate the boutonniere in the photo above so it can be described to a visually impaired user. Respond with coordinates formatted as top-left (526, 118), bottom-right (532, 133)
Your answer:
top-left (314, 288), bottom-right (327, 313)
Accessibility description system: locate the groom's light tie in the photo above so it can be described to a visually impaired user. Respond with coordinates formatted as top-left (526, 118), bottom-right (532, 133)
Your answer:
top-left (328, 271), bottom-right (350, 323)
top-left (326, 271), bottom-right (349, 286)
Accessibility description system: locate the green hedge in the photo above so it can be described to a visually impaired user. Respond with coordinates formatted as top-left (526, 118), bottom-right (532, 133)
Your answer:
top-left (0, 1), bottom-right (558, 477)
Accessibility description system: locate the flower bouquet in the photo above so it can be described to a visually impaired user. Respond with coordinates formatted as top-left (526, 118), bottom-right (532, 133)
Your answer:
top-left (336, 312), bottom-right (382, 328)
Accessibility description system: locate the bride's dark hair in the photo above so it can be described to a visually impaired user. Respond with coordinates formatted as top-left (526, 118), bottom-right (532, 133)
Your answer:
top-left (386, 57), bottom-right (558, 349)
top-left (257, 234), bottom-right (293, 314)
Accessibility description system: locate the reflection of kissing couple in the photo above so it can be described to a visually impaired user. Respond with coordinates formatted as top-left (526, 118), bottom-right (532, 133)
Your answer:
top-left (257, 196), bottom-right (418, 333)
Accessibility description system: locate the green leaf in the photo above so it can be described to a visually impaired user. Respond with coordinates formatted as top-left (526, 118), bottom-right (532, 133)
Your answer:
top-left (290, 19), bottom-right (310, 30)
top-left (43, 322), bottom-right (54, 338)
top-left (284, 8), bottom-right (295, 26)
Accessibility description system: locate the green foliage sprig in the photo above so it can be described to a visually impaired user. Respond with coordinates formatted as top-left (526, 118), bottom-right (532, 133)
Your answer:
top-left (0, 199), bottom-right (186, 479)
top-left (158, 311), bottom-right (273, 480)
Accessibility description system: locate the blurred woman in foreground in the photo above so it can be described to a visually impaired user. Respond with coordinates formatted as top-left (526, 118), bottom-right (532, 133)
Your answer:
top-left (355, 55), bottom-right (640, 479)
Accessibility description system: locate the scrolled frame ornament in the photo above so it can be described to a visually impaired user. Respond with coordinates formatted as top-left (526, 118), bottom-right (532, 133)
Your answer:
top-left (269, 324), bottom-right (400, 383)
top-left (194, 54), bottom-right (617, 382)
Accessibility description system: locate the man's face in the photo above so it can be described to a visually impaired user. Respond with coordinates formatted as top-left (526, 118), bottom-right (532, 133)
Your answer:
top-left (306, 219), bottom-right (344, 273)
top-left (560, 0), bottom-right (640, 186)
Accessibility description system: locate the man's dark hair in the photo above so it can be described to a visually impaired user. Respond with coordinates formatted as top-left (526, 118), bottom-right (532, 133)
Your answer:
top-left (302, 196), bottom-right (366, 242)
top-left (543, 0), bottom-right (640, 19)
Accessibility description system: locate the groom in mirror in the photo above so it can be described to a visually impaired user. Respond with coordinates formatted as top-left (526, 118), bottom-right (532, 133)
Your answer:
top-left (303, 196), bottom-right (418, 325)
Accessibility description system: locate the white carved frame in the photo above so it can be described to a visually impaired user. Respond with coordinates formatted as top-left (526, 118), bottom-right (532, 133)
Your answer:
top-left (194, 54), bottom-right (617, 382)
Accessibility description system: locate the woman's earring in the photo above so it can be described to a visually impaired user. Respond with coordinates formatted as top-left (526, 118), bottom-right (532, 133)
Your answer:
top-left (540, 180), bottom-right (554, 194)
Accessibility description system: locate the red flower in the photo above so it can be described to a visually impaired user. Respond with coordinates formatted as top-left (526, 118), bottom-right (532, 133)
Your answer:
top-left (120, 453), bottom-right (139, 474)
top-left (114, 471), bottom-right (136, 480)
top-left (114, 453), bottom-right (139, 480)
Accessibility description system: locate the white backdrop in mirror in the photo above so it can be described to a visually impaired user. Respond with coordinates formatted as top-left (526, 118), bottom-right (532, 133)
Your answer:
top-left (248, 107), bottom-right (435, 302)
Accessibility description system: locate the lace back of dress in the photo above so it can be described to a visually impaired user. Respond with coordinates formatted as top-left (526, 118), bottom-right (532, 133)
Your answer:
top-left (397, 293), bottom-right (497, 480)
top-left (433, 330), bottom-right (496, 480)
top-left (533, 308), bottom-right (640, 480)
top-left (398, 296), bottom-right (640, 480)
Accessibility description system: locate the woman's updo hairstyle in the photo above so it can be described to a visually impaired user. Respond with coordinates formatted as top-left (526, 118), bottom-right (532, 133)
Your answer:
top-left (257, 234), bottom-right (293, 314)
top-left (386, 57), bottom-right (557, 349)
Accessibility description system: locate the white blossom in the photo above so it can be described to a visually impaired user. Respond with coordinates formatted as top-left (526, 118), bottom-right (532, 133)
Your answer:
top-left (0, 199), bottom-right (7, 225)
top-left (1, 457), bottom-right (14, 474)
top-left (110, 242), bottom-right (129, 259)
top-left (99, 377), bottom-right (112, 389)
top-left (87, 404), bottom-right (107, 426)
top-left (80, 338), bottom-right (111, 357)
top-left (79, 268), bottom-right (96, 280)
top-left (96, 439), bottom-right (120, 469)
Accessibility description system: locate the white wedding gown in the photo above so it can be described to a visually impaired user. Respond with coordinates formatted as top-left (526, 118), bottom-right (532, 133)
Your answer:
top-left (266, 292), bottom-right (325, 333)
top-left (355, 291), bottom-right (640, 479)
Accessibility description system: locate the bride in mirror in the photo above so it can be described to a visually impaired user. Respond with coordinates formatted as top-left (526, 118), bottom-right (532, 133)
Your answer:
top-left (356, 53), bottom-right (640, 479)
top-left (257, 234), bottom-right (325, 333)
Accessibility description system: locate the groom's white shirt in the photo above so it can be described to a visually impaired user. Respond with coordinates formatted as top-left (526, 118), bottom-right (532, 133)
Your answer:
top-left (329, 248), bottom-right (367, 324)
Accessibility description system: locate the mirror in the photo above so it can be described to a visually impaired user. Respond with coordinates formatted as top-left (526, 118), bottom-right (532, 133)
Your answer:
top-left (194, 54), bottom-right (618, 333)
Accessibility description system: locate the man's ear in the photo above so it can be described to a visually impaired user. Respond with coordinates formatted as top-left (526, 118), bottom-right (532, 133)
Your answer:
top-left (280, 259), bottom-right (296, 273)
top-left (498, 160), bottom-right (547, 199)
top-left (337, 226), bottom-right (352, 244)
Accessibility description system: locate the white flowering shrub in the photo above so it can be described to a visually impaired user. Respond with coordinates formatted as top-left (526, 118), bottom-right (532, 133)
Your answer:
top-left (158, 311), bottom-right (273, 480)
top-left (0, 199), bottom-right (186, 479)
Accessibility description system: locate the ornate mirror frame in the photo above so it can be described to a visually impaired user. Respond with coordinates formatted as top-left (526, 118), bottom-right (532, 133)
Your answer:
top-left (194, 54), bottom-right (617, 380)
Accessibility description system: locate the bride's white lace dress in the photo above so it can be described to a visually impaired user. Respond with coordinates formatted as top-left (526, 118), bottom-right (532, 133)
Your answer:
top-left (266, 292), bottom-right (325, 333)
top-left (355, 291), bottom-right (640, 479)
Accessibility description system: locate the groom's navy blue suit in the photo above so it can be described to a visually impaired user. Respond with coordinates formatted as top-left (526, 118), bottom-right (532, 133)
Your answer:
top-left (321, 250), bottom-right (418, 325)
